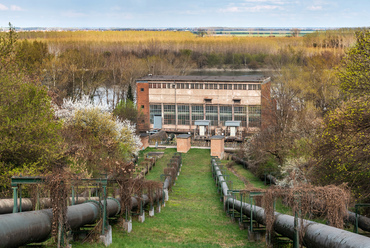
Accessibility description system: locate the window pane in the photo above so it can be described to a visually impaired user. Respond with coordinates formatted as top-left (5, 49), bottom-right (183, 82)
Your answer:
top-left (149, 105), bottom-right (162, 124)
top-left (177, 105), bottom-right (190, 125)
top-left (192, 105), bottom-right (204, 125)
top-left (220, 105), bottom-right (232, 126)
top-left (206, 105), bottom-right (218, 126)
top-left (248, 105), bottom-right (261, 127)
top-left (164, 105), bottom-right (176, 125)
top-left (234, 106), bottom-right (247, 127)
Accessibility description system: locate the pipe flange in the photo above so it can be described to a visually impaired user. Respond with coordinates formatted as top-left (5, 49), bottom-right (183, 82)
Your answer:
top-left (84, 200), bottom-right (103, 218)
top-left (107, 197), bottom-right (121, 216)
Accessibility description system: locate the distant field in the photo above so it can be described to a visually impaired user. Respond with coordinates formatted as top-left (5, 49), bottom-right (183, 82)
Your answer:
top-left (201, 30), bottom-right (317, 37)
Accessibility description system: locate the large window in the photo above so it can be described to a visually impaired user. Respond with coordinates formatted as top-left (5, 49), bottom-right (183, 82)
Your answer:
top-left (149, 105), bottom-right (162, 124)
top-left (177, 105), bottom-right (190, 125)
top-left (248, 84), bottom-right (261, 90)
top-left (192, 105), bottom-right (204, 125)
top-left (249, 105), bottom-right (261, 127)
top-left (206, 105), bottom-right (218, 126)
top-left (234, 106), bottom-right (247, 127)
top-left (219, 106), bottom-right (232, 126)
top-left (164, 105), bottom-right (176, 125)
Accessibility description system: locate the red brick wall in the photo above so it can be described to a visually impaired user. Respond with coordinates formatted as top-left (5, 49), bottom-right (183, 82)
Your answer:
top-left (137, 82), bottom-right (150, 132)
top-left (211, 138), bottom-right (224, 159)
top-left (261, 81), bottom-right (272, 131)
top-left (177, 137), bottom-right (191, 153)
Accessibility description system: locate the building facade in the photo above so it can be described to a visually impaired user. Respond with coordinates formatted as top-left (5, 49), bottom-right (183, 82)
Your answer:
top-left (136, 75), bottom-right (271, 136)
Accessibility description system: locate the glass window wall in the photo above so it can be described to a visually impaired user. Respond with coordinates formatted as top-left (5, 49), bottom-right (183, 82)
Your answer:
top-left (149, 105), bottom-right (162, 124)
top-left (177, 105), bottom-right (190, 125)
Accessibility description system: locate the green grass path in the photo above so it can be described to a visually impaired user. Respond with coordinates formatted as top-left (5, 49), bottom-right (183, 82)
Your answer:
top-left (72, 148), bottom-right (264, 247)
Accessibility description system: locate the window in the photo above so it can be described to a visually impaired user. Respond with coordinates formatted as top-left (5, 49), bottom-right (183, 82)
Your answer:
top-left (220, 106), bottom-right (232, 126)
top-left (204, 99), bottom-right (212, 103)
top-left (149, 83), bottom-right (153, 88)
top-left (162, 83), bottom-right (167, 89)
top-left (192, 105), bottom-right (204, 125)
top-left (167, 83), bottom-right (171, 88)
top-left (234, 106), bottom-right (247, 127)
top-left (199, 84), bottom-right (203, 89)
top-left (249, 105), bottom-right (261, 127)
top-left (150, 105), bottom-right (162, 124)
top-left (234, 84), bottom-right (238, 90)
top-left (238, 84), bottom-right (243, 90)
top-left (140, 88), bottom-right (144, 92)
top-left (233, 99), bottom-right (241, 104)
top-left (177, 105), bottom-right (190, 125)
top-left (164, 105), bottom-right (176, 125)
top-left (206, 105), bottom-right (218, 126)
top-left (248, 84), bottom-right (261, 90)
top-left (191, 83), bottom-right (195, 89)
top-left (141, 105), bottom-right (144, 109)
top-left (243, 84), bottom-right (247, 90)
top-left (227, 84), bottom-right (232, 90)
top-left (205, 84), bottom-right (209, 89)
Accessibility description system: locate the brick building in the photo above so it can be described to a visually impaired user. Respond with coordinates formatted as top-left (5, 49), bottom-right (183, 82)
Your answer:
top-left (136, 75), bottom-right (271, 137)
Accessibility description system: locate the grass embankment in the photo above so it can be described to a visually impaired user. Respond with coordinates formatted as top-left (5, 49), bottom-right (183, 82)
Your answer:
top-left (72, 148), bottom-right (265, 248)
top-left (220, 160), bottom-right (291, 215)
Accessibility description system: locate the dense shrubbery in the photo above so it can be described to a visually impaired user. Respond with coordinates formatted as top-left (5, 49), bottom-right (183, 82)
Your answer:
top-left (0, 26), bottom-right (63, 192)
top-left (0, 27), bottom-right (142, 195)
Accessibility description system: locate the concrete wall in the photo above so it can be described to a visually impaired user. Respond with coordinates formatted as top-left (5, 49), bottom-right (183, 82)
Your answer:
top-left (149, 88), bottom-right (261, 105)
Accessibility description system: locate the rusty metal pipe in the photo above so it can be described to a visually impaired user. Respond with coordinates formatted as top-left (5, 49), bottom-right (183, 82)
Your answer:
top-left (212, 159), bottom-right (370, 248)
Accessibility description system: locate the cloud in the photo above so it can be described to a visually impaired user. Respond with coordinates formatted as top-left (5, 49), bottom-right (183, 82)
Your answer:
top-left (10, 5), bottom-right (23, 11)
top-left (221, 5), bottom-right (283, 13)
top-left (242, 0), bottom-right (287, 4)
top-left (0, 3), bottom-right (9, 10)
top-left (0, 4), bottom-right (23, 11)
top-left (307, 5), bottom-right (323, 10)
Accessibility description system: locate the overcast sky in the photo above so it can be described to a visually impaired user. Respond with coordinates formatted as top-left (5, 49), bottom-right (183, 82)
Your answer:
top-left (0, 0), bottom-right (369, 28)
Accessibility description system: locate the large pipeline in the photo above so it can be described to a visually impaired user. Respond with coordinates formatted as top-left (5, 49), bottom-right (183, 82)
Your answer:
top-left (0, 189), bottom-right (167, 248)
top-left (212, 158), bottom-right (370, 248)
top-left (0, 197), bottom-right (100, 214)
top-left (0, 161), bottom-right (175, 248)
top-left (230, 155), bottom-right (370, 232)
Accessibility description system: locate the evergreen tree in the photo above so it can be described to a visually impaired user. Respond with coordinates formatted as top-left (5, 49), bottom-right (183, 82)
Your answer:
top-left (127, 84), bottom-right (134, 102)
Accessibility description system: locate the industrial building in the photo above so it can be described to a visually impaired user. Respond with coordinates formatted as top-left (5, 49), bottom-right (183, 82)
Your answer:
top-left (136, 75), bottom-right (271, 139)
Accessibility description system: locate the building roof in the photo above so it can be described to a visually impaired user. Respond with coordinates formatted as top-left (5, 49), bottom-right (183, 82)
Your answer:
top-left (177, 134), bottom-right (191, 139)
top-left (210, 135), bottom-right (225, 140)
top-left (194, 120), bottom-right (211, 126)
top-left (137, 75), bottom-right (270, 84)
top-left (225, 121), bottom-right (241, 127)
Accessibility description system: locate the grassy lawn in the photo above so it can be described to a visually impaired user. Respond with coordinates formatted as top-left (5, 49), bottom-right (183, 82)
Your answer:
top-left (71, 149), bottom-right (265, 248)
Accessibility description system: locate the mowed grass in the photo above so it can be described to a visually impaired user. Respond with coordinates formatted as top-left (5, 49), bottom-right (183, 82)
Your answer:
top-left (71, 149), bottom-right (265, 248)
